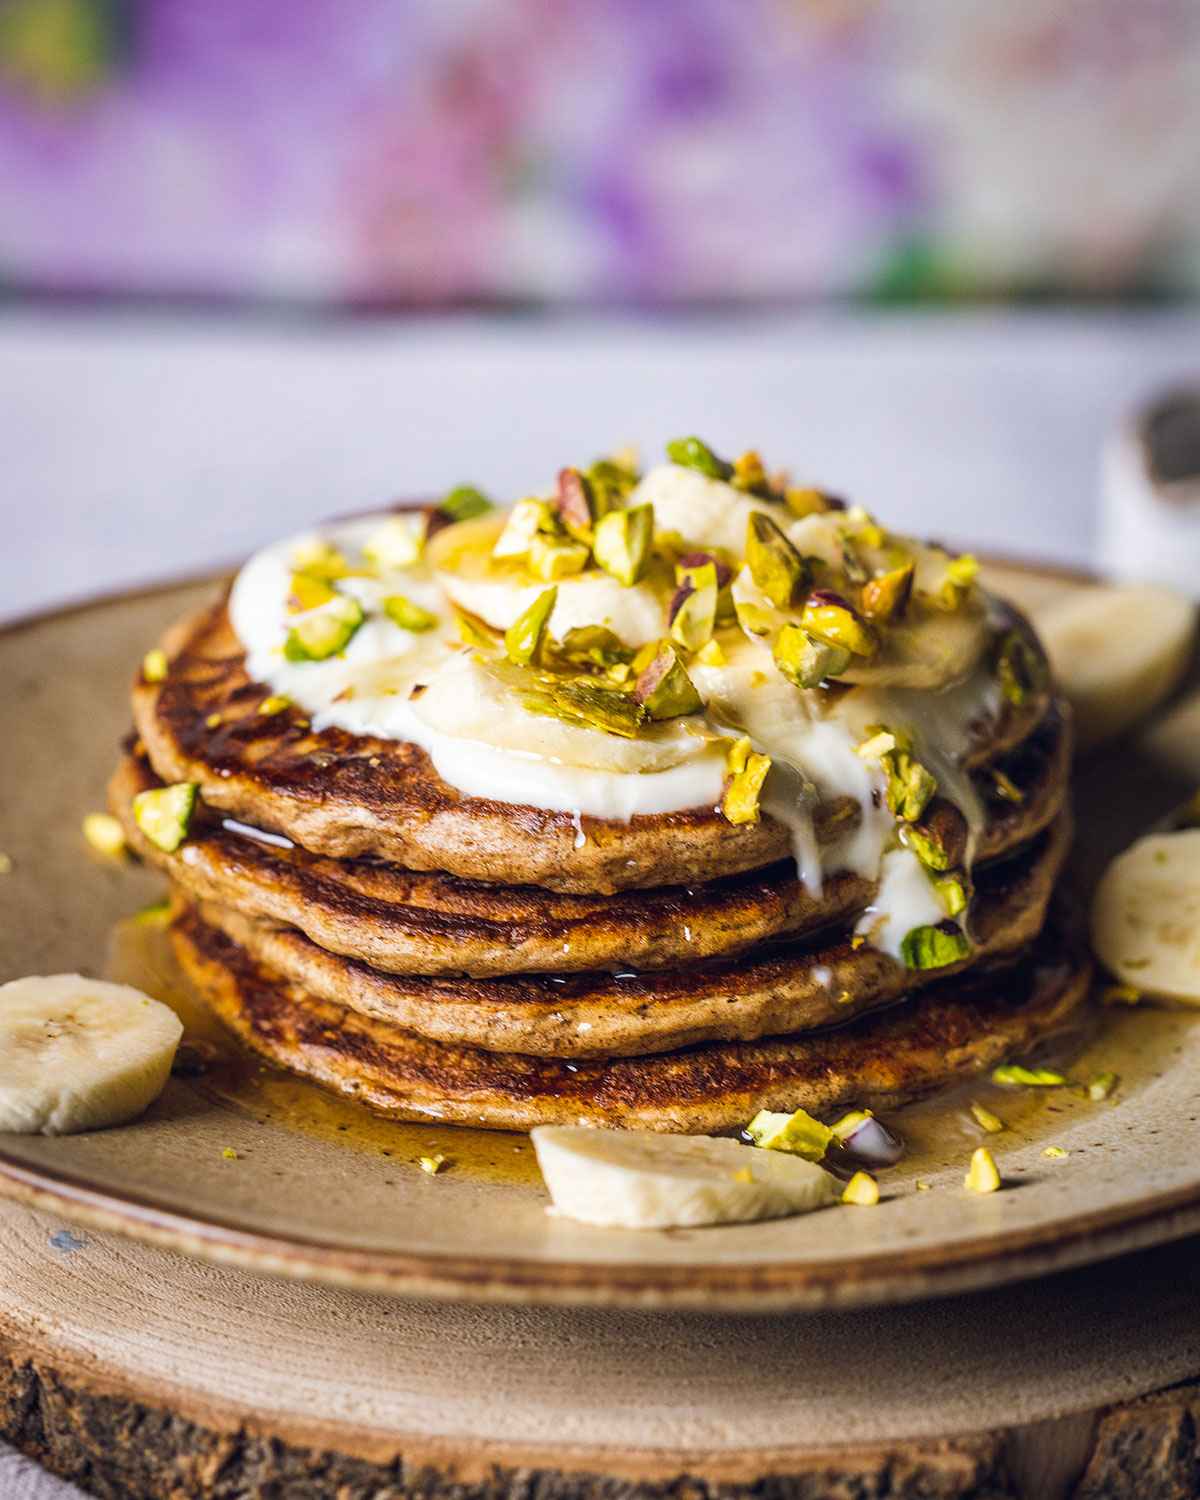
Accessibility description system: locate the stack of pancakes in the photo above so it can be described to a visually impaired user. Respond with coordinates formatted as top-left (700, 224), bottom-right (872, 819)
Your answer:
top-left (109, 594), bottom-right (1088, 1134)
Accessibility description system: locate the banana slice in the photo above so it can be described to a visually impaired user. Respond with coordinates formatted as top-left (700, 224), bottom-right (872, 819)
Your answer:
top-left (531, 1126), bottom-right (837, 1229)
top-left (1091, 829), bottom-right (1200, 1004)
top-left (1034, 585), bottom-right (1195, 750)
top-left (0, 975), bottom-right (183, 1134)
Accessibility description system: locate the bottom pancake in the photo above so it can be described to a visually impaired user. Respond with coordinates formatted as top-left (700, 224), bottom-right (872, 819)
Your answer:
top-left (170, 903), bottom-right (1092, 1134)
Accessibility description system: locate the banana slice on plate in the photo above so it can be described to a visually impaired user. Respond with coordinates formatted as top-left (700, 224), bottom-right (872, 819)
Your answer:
top-left (1034, 584), bottom-right (1195, 750)
top-left (531, 1125), bottom-right (838, 1229)
top-left (1092, 829), bottom-right (1200, 1004)
top-left (0, 975), bottom-right (183, 1134)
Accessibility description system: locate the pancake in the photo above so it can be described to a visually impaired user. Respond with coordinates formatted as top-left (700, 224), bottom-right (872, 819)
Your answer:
top-left (169, 900), bottom-right (1092, 1133)
top-left (112, 703), bottom-right (1069, 977)
top-left (187, 810), bottom-right (1071, 1057)
top-left (132, 598), bottom-right (1054, 894)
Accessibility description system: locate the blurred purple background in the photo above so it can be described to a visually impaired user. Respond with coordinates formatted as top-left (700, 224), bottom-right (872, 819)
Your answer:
top-left (3, 0), bottom-right (1200, 307)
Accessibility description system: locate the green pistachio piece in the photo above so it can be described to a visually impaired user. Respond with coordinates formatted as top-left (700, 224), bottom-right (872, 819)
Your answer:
top-left (132, 781), bottom-right (197, 854)
top-left (965, 1147), bottom-right (1002, 1194)
top-left (363, 515), bottom-right (425, 571)
top-left (492, 498), bottom-right (554, 560)
top-left (884, 749), bottom-right (937, 822)
top-left (384, 595), bottom-right (438, 632)
top-left (593, 503), bottom-right (653, 587)
top-left (585, 456), bottom-right (640, 510)
top-left (289, 538), bottom-right (350, 580)
top-left (730, 449), bottom-right (770, 496)
top-left (549, 625), bottom-right (634, 672)
top-left (288, 572), bottom-right (338, 614)
top-left (665, 435), bottom-right (733, 480)
top-left (933, 872), bottom-right (968, 918)
top-left (284, 595), bottom-right (365, 661)
top-left (829, 1109), bottom-right (874, 1144)
top-left (554, 466), bottom-right (601, 541)
top-left (1088, 1071), bottom-right (1119, 1101)
top-left (784, 486), bottom-right (843, 519)
top-left (773, 623), bottom-right (852, 689)
top-left (799, 590), bottom-right (878, 658)
top-left (900, 922), bottom-right (971, 971)
top-left (991, 1064), bottom-right (1067, 1087)
top-left (522, 676), bottom-right (648, 739)
top-left (897, 803), bottom-right (966, 871)
top-left (839, 532), bottom-right (870, 584)
top-left (504, 587), bottom-right (557, 666)
top-left (996, 629), bottom-right (1046, 708)
top-left (669, 570), bottom-right (718, 652)
top-left (436, 485), bottom-right (493, 526)
top-left (860, 563), bottom-right (914, 623)
top-left (746, 513), bottom-right (808, 609)
top-left (633, 641), bottom-right (703, 719)
top-left (746, 1107), bottom-right (832, 1160)
top-left (990, 766), bottom-right (1025, 804)
top-left (528, 533), bottom-right (589, 581)
top-left (722, 750), bottom-right (772, 825)
top-left (725, 736), bottom-right (753, 775)
top-left (453, 607), bottom-right (502, 651)
top-left (734, 600), bottom-right (776, 637)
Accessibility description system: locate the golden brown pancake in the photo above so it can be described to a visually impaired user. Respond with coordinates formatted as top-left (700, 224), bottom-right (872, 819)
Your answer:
top-left (132, 598), bottom-right (1054, 894)
top-left (112, 704), bottom-right (1068, 976)
top-left (187, 811), bottom-right (1070, 1057)
top-left (170, 900), bottom-right (1092, 1133)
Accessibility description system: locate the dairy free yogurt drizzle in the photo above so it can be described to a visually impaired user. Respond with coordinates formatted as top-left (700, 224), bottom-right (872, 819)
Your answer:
top-left (228, 465), bottom-right (1002, 957)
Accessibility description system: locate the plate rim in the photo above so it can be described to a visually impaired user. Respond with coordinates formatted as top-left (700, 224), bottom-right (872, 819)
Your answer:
top-left (6, 558), bottom-right (1197, 1314)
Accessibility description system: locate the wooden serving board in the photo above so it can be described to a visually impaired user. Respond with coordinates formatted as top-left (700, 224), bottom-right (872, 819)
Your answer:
top-left (1, 1198), bottom-right (1198, 1499)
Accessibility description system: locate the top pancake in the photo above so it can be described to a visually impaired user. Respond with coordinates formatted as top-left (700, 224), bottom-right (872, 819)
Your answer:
top-left (132, 596), bottom-right (1055, 894)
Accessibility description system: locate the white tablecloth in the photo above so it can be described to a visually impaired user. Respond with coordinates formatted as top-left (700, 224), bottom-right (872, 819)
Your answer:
top-left (2, 305), bottom-right (1198, 1497)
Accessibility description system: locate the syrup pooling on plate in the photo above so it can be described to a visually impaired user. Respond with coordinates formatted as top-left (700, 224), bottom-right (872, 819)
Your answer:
top-left (226, 442), bottom-right (1032, 966)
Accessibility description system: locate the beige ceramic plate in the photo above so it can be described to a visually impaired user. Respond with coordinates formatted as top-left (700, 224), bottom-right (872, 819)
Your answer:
top-left (1, 568), bottom-right (1199, 1312)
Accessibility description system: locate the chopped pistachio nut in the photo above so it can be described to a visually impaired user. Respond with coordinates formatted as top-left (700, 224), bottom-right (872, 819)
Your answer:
top-left (897, 809), bottom-right (961, 871)
top-left (1043, 1146), bottom-right (1068, 1160)
top-left (633, 641), bottom-right (703, 719)
top-left (669, 567), bottom-right (718, 652)
top-left (436, 485), bottom-right (493, 526)
top-left (932, 872), bottom-right (968, 918)
top-left (550, 625), bottom-right (633, 672)
top-left (133, 898), bottom-right (172, 926)
top-left (289, 538), bottom-right (350, 580)
top-left (990, 767), bottom-right (1025, 804)
top-left (726, 736), bottom-right (753, 775)
top-left (860, 563), bottom-right (914, 623)
top-left (800, 591), bottom-right (878, 658)
top-left (996, 630), bottom-right (1045, 708)
top-left (734, 599), bottom-right (776, 637)
top-left (900, 922), bottom-right (970, 971)
top-left (504, 587), bottom-right (556, 666)
top-left (991, 1064), bottom-right (1067, 1088)
top-left (132, 782), bottom-right (197, 853)
top-left (492, 498), bottom-right (554, 560)
top-left (774, 623), bottom-right (852, 689)
top-left (784, 486), bottom-right (841, 519)
top-left (384, 595), bottom-right (438, 632)
top-left (454, 607), bottom-right (502, 651)
top-left (528, 533), bottom-right (589, 581)
top-left (258, 695), bottom-right (290, 716)
top-left (842, 1171), bottom-right (880, 1206)
top-left (857, 729), bottom-right (898, 761)
top-left (592, 503), bottom-right (653, 586)
top-left (722, 750), bottom-right (772, 825)
top-left (964, 1146), bottom-right (1001, 1194)
top-left (915, 1179), bottom-right (932, 1191)
top-left (1088, 1071), bottom-right (1119, 1101)
top-left (731, 449), bottom-right (769, 495)
top-left (695, 638), bottom-right (727, 667)
top-left (586, 455), bottom-right (640, 509)
top-left (969, 1101), bottom-right (1006, 1134)
top-left (885, 749), bottom-right (937, 823)
top-left (554, 465), bottom-right (609, 542)
top-left (82, 812), bottom-right (126, 858)
top-left (222, 1147), bottom-right (239, 1160)
top-left (363, 514), bottom-right (425, 570)
top-left (523, 676), bottom-right (647, 738)
top-left (142, 647), bottom-right (168, 683)
top-left (746, 513), bottom-right (808, 608)
top-left (746, 1107), bottom-right (832, 1161)
top-left (1101, 984), bottom-right (1141, 1007)
top-left (418, 1153), bottom-right (447, 1175)
top-left (665, 435), bottom-right (733, 480)
top-left (284, 595), bottom-right (365, 662)
top-left (288, 572), bottom-right (337, 614)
